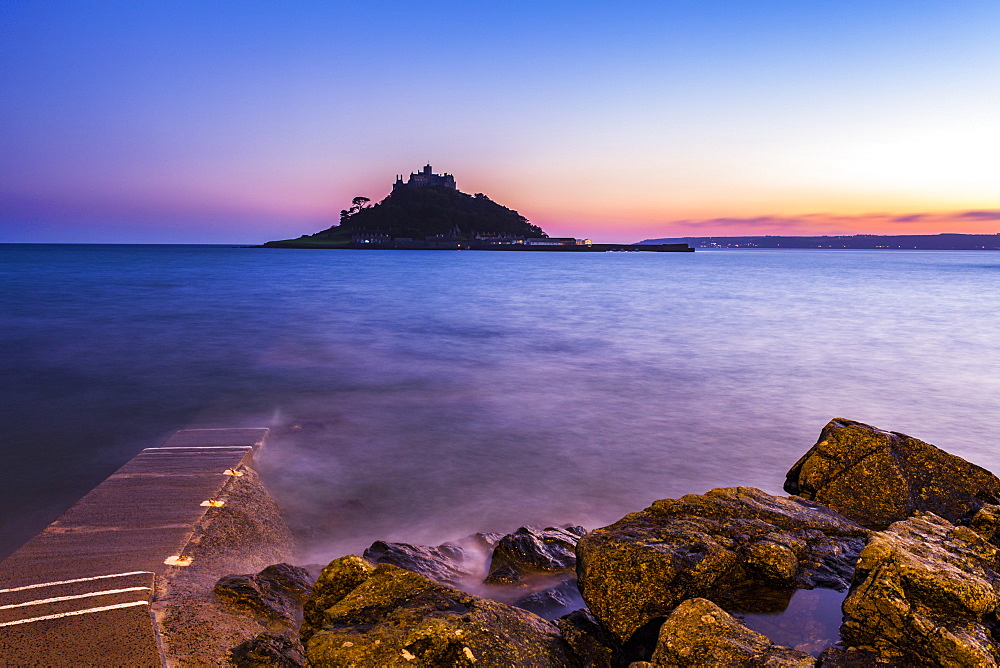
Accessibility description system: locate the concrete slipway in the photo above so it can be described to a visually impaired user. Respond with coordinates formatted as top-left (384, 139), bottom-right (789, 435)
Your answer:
top-left (0, 428), bottom-right (271, 666)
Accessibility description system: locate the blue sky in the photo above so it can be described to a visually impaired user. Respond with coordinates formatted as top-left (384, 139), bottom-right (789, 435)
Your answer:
top-left (2, 1), bottom-right (998, 242)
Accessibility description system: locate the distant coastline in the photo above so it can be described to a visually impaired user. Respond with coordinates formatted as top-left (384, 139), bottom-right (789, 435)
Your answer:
top-left (639, 233), bottom-right (1000, 250)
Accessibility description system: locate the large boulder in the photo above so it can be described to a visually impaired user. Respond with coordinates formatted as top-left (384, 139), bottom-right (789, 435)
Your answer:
top-left (301, 556), bottom-right (576, 666)
top-left (639, 598), bottom-right (814, 667)
top-left (784, 418), bottom-right (1000, 530)
top-left (363, 540), bottom-right (472, 586)
top-left (837, 513), bottom-right (1000, 666)
top-left (576, 486), bottom-right (868, 643)
top-left (485, 526), bottom-right (583, 583)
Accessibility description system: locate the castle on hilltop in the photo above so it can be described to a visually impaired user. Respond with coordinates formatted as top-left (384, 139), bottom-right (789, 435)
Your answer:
top-left (393, 164), bottom-right (457, 191)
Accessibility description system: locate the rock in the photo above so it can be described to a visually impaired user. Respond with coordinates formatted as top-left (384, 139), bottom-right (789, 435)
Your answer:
top-left (258, 563), bottom-right (314, 598)
top-left (302, 558), bottom-right (576, 666)
top-left (576, 486), bottom-right (868, 643)
top-left (300, 555), bottom-right (375, 644)
top-left (557, 608), bottom-right (621, 668)
top-left (513, 578), bottom-right (585, 620)
top-left (815, 645), bottom-right (880, 667)
top-left (838, 513), bottom-right (1000, 666)
top-left (363, 540), bottom-right (472, 585)
top-left (473, 531), bottom-right (505, 549)
top-left (645, 598), bottom-right (814, 667)
top-left (784, 418), bottom-right (1000, 530)
top-left (970, 504), bottom-right (1000, 545)
top-left (486, 526), bottom-right (582, 583)
top-left (486, 564), bottom-right (523, 584)
top-left (214, 562), bottom-right (314, 625)
top-left (229, 632), bottom-right (305, 667)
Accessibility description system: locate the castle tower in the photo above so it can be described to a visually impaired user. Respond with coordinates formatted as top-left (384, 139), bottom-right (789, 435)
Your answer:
top-left (393, 164), bottom-right (457, 190)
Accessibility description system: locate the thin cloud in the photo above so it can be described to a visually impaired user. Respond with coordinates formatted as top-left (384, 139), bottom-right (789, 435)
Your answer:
top-left (659, 209), bottom-right (1000, 236)
top-left (957, 210), bottom-right (1000, 220)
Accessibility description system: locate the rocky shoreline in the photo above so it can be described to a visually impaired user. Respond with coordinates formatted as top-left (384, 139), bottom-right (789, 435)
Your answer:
top-left (215, 418), bottom-right (1000, 666)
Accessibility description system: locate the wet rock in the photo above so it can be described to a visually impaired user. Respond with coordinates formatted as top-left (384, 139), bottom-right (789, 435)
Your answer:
top-left (486, 564), bottom-right (523, 584)
top-left (301, 558), bottom-right (576, 666)
top-left (513, 577), bottom-right (585, 620)
top-left (576, 486), bottom-right (868, 643)
top-left (838, 513), bottom-right (1000, 666)
top-left (645, 598), bottom-right (814, 667)
top-left (363, 540), bottom-right (472, 585)
top-left (486, 526), bottom-right (582, 583)
top-left (784, 418), bottom-right (1000, 530)
top-left (229, 632), bottom-right (305, 667)
top-left (214, 562), bottom-right (314, 625)
top-left (473, 531), bottom-right (505, 549)
top-left (557, 608), bottom-right (621, 668)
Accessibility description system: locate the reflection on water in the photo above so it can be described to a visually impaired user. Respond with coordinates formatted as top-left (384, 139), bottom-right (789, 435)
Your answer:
top-left (738, 587), bottom-right (847, 657)
top-left (1, 245), bottom-right (999, 567)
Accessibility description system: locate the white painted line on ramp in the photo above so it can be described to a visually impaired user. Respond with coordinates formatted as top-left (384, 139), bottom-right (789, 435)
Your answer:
top-left (0, 587), bottom-right (150, 610)
top-left (0, 600), bottom-right (150, 627)
top-left (0, 571), bottom-right (153, 594)
top-left (143, 446), bottom-right (252, 450)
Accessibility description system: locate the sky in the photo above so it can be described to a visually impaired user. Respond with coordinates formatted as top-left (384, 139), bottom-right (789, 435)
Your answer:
top-left (1, 1), bottom-right (998, 243)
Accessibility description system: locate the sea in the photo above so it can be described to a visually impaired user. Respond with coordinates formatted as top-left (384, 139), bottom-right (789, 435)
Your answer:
top-left (2, 244), bottom-right (999, 565)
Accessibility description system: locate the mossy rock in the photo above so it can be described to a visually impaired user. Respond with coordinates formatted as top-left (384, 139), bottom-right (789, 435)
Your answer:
top-left (301, 557), bottom-right (575, 666)
top-left (784, 418), bottom-right (1000, 530)
top-left (576, 486), bottom-right (868, 644)
top-left (644, 598), bottom-right (813, 667)
top-left (839, 513), bottom-right (1000, 665)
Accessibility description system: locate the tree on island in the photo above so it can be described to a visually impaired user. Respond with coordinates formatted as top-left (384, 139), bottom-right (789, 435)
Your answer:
top-left (339, 196), bottom-right (371, 224)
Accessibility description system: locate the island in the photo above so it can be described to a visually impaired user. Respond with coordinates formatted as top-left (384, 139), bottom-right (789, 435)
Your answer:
top-left (262, 164), bottom-right (693, 252)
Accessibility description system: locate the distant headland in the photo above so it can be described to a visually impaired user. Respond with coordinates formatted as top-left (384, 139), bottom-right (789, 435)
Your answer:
top-left (640, 234), bottom-right (1000, 250)
top-left (262, 164), bottom-right (692, 252)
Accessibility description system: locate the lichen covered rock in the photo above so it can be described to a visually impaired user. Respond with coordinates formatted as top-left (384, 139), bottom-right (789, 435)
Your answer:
top-left (838, 513), bottom-right (1000, 666)
top-left (970, 503), bottom-right (1000, 545)
top-left (300, 555), bottom-right (375, 644)
top-left (301, 557), bottom-right (575, 666)
top-left (576, 486), bottom-right (868, 643)
top-left (784, 418), bottom-right (1000, 530)
top-left (644, 598), bottom-right (814, 667)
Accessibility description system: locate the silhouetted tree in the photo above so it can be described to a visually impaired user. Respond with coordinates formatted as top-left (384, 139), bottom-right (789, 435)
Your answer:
top-left (339, 196), bottom-right (372, 225)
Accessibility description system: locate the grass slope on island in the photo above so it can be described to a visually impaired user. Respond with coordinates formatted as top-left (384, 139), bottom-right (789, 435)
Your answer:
top-left (264, 186), bottom-right (545, 247)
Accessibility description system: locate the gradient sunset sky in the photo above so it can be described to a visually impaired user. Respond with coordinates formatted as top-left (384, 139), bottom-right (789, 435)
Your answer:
top-left (2, 1), bottom-right (998, 243)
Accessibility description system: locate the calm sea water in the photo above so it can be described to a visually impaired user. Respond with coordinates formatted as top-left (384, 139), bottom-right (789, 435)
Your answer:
top-left (2, 244), bottom-right (998, 562)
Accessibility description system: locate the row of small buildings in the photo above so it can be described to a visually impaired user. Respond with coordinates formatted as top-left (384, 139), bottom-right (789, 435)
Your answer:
top-left (351, 230), bottom-right (592, 249)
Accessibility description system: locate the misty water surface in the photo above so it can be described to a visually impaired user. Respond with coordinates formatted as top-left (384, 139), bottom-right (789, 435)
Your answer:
top-left (1, 244), bottom-right (998, 562)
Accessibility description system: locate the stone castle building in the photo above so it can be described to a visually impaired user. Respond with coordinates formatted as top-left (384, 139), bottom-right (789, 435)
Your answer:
top-left (393, 164), bottom-right (457, 191)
